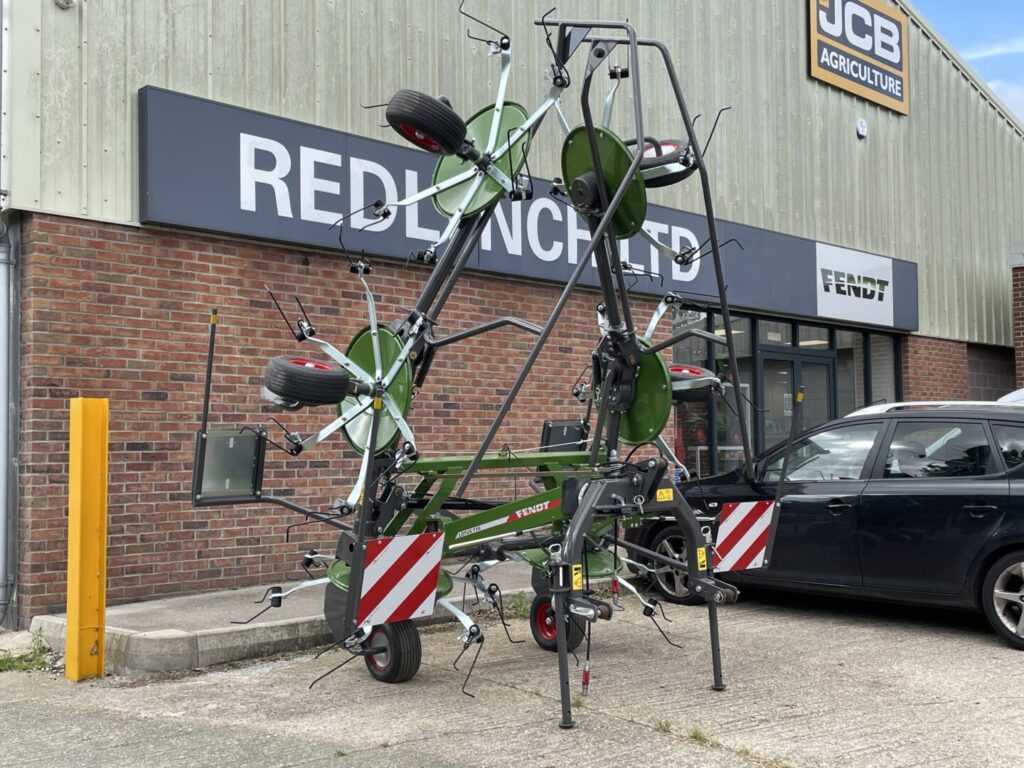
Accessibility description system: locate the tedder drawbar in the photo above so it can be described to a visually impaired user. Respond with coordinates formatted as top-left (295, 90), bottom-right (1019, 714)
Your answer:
top-left (190, 5), bottom-right (776, 728)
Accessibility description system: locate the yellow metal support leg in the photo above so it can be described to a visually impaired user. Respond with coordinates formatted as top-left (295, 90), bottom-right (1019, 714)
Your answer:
top-left (66, 398), bottom-right (108, 682)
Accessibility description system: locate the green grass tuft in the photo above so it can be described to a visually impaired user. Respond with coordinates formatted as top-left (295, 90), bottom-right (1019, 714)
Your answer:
top-left (0, 632), bottom-right (51, 673)
top-left (653, 717), bottom-right (672, 734)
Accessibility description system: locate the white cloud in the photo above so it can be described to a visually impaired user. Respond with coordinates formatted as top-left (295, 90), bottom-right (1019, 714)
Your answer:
top-left (963, 35), bottom-right (1024, 61)
top-left (989, 80), bottom-right (1024, 123)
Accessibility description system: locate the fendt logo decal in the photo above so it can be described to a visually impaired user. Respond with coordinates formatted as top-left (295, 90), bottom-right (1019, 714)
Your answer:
top-left (809, 0), bottom-right (910, 115)
top-left (454, 499), bottom-right (562, 539)
top-left (815, 243), bottom-right (895, 326)
top-left (819, 268), bottom-right (889, 302)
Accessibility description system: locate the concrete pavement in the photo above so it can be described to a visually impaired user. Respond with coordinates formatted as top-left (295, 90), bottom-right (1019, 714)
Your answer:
top-left (1, 588), bottom-right (1019, 768)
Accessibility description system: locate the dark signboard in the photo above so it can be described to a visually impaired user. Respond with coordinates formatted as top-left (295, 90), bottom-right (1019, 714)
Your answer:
top-left (139, 86), bottom-right (917, 330)
top-left (809, 0), bottom-right (910, 115)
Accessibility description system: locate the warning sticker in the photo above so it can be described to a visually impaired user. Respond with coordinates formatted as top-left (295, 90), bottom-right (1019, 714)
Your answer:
top-left (572, 564), bottom-right (583, 590)
top-left (656, 487), bottom-right (674, 502)
top-left (696, 547), bottom-right (708, 572)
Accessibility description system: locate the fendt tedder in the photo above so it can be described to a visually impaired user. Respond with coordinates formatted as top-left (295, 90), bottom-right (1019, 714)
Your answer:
top-left (191, 5), bottom-right (778, 728)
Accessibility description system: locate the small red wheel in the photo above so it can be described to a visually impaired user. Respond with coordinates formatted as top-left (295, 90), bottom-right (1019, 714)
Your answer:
top-left (529, 592), bottom-right (585, 653)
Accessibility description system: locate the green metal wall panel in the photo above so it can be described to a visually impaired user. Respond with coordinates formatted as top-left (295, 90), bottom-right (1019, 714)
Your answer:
top-left (4, 0), bottom-right (1023, 345)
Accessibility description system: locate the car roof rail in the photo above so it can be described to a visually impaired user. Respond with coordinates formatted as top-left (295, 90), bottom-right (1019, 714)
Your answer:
top-left (846, 401), bottom-right (1024, 417)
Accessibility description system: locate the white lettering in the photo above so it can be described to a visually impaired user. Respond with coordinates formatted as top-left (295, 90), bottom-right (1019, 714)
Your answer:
top-left (349, 157), bottom-right (398, 231)
top-left (526, 198), bottom-right (563, 262)
top-left (874, 16), bottom-right (901, 65)
top-left (404, 170), bottom-right (440, 241)
top-left (845, 2), bottom-right (874, 51)
top-left (481, 202), bottom-right (523, 255)
top-left (299, 146), bottom-right (342, 225)
top-left (818, 0), bottom-right (842, 37)
top-left (566, 211), bottom-right (592, 265)
top-left (239, 133), bottom-right (293, 217)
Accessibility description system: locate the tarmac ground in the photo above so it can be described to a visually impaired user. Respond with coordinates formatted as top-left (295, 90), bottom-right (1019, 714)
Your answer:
top-left (0, 583), bottom-right (1019, 768)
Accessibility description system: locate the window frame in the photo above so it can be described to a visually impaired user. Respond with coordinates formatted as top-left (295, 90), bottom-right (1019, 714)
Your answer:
top-left (989, 420), bottom-right (1024, 476)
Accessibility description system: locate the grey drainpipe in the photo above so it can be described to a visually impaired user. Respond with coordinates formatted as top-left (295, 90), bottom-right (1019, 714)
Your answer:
top-left (0, 215), bottom-right (14, 629)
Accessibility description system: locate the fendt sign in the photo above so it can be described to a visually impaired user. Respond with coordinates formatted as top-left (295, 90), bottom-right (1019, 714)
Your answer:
top-left (138, 86), bottom-right (918, 330)
top-left (809, 0), bottom-right (910, 115)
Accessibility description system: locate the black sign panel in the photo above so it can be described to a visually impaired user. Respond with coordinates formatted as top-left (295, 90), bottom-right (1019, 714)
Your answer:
top-left (138, 86), bottom-right (917, 330)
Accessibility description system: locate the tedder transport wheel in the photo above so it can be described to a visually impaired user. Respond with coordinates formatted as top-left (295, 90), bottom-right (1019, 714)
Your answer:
top-left (263, 356), bottom-right (355, 406)
top-left (981, 551), bottom-right (1024, 650)
top-left (650, 525), bottom-right (705, 606)
top-left (386, 89), bottom-right (467, 156)
top-left (364, 620), bottom-right (422, 683)
top-left (530, 593), bottom-right (585, 653)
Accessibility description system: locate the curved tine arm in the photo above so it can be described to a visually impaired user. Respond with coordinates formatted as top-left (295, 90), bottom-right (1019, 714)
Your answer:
top-left (654, 434), bottom-right (690, 481)
top-left (388, 168), bottom-right (477, 209)
top-left (429, 316), bottom-right (542, 348)
top-left (641, 327), bottom-right (726, 357)
top-left (382, 316), bottom-right (424, 389)
top-left (643, 293), bottom-right (674, 340)
top-left (437, 597), bottom-right (477, 634)
top-left (602, 76), bottom-right (621, 127)
top-left (484, 49), bottom-right (513, 153)
top-left (638, 225), bottom-right (682, 262)
top-left (613, 570), bottom-right (657, 610)
top-left (345, 437), bottom-right (375, 508)
top-left (304, 336), bottom-right (373, 385)
top-left (277, 577), bottom-right (331, 600)
top-left (381, 393), bottom-right (417, 452)
top-left (301, 397), bottom-right (373, 449)
top-left (356, 271), bottom-right (383, 379)
top-left (554, 100), bottom-right (572, 135)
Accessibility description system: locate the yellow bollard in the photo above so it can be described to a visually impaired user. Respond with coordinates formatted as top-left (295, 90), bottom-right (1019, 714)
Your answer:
top-left (66, 398), bottom-right (109, 682)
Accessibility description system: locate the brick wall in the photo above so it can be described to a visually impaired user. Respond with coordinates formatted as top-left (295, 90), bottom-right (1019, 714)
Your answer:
top-left (967, 344), bottom-right (1015, 400)
top-left (16, 213), bottom-right (667, 625)
top-left (1014, 266), bottom-right (1024, 388)
top-left (901, 335), bottom-right (969, 401)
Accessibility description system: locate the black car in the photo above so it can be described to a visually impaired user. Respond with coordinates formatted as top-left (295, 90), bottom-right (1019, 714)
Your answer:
top-left (635, 404), bottom-right (1024, 649)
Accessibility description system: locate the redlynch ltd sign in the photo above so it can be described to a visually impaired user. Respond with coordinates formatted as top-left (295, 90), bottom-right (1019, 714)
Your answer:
top-left (809, 0), bottom-right (910, 115)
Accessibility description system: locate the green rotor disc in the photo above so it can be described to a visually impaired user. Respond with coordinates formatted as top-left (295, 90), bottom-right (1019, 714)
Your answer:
top-left (340, 326), bottom-right (412, 455)
top-left (432, 102), bottom-right (532, 218)
top-left (593, 339), bottom-right (672, 445)
top-left (560, 125), bottom-right (647, 239)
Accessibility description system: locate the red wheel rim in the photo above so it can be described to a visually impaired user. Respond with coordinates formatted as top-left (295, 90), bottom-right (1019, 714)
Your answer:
top-left (398, 123), bottom-right (442, 153)
top-left (288, 358), bottom-right (331, 371)
top-left (367, 627), bottom-right (390, 672)
top-left (533, 598), bottom-right (558, 641)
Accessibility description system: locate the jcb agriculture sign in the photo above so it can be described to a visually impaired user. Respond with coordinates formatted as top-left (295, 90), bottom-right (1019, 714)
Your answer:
top-left (809, 0), bottom-right (909, 115)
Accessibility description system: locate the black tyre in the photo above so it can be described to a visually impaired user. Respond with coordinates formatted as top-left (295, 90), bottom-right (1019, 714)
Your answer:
top-left (386, 89), bottom-right (467, 156)
top-left (649, 525), bottom-right (705, 606)
top-left (638, 138), bottom-right (696, 188)
top-left (529, 592), bottom-right (585, 653)
top-left (980, 551), bottom-right (1024, 650)
top-left (263, 355), bottom-right (354, 406)
top-left (364, 620), bottom-right (422, 683)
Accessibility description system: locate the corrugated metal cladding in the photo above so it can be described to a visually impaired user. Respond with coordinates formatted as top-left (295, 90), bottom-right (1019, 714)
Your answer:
top-left (4, 0), bottom-right (1024, 344)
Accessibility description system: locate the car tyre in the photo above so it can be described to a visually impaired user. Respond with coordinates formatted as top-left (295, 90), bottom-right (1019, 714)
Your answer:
top-left (981, 551), bottom-right (1024, 650)
top-left (649, 524), bottom-right (705, 606)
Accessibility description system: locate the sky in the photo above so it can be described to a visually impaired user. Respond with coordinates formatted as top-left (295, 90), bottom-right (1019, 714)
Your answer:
top-left (911, 0), bottom-right (1024, 122)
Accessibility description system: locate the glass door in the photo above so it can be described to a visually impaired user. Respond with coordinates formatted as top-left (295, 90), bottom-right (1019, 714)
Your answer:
top-left (757, 351), bottom-right (836, 452)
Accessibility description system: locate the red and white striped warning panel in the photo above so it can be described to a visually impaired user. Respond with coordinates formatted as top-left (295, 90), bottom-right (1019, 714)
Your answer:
top-left (356, 531), bottom-right (444, 628)
top-left (712, 500), bottom-right (776, 572)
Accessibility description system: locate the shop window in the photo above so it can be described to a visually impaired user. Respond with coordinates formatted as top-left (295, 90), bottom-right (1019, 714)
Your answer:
top-left (836, 331), bottom-right (866, 416)
top-left (714, 316), bottom-right (752, 473)
top-left (870, 334), bottom-right (897, 404)
top-left (758, 320), bottom-right (792, 347)
top-left (671, 310), bottom-right (709, 367)
top-left (798, 325), bottom-right (830, 348)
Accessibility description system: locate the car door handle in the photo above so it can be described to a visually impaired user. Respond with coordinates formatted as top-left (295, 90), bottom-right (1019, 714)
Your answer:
top-left (963, 504), bottom-right (998, 518)
top-left (827, 499), bottom-right (852, 515)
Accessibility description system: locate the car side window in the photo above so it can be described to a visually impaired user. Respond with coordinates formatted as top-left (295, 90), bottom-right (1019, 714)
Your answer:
top-left (762, 423), bottom-right (881, 482)
top-left (992, 424), bottom-right (1024, 471)
top-left (883, 421), bottom-right (996, 478)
